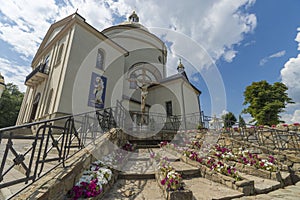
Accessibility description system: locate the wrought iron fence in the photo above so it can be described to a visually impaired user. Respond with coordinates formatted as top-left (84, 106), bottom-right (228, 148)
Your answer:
top-left (0, 107), bottom-right (117, 193)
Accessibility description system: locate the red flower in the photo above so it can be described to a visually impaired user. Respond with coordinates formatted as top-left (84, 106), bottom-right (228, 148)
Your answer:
top-left (161, 178), bottom-right (167, 185)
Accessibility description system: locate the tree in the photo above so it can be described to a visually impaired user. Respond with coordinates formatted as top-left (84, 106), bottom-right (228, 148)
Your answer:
top-left (222, 112), bottom-right (237, 128)
top-left (0, 83), bottom-right (24, 128)
top-left (242, 80), bottom-right (294, 126)
top-left (238, 115), bottom-right (246, 128)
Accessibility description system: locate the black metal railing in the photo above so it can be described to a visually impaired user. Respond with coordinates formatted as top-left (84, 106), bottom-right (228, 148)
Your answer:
top-left (25, 63), bottom-right (49, 83)
top-left (0, 107), bottom-right (117, 192)
top-left (222, 122), bottom-right (300, 152)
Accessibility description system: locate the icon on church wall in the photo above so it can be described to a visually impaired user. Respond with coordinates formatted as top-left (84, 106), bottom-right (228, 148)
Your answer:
top-left (88, 72), bottom-right (107, 109)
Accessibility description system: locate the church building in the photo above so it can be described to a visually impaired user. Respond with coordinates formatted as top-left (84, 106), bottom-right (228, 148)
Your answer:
top-left (16, 11), bottom-right (202, 130)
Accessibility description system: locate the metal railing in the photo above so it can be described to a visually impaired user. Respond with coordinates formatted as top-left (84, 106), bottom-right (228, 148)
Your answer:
top-left (25, 63), bottom-right (49, 83)
top-left (222, 122), bottom-right (300, 152)
top-left (0, 107), bottom-right (116, 192)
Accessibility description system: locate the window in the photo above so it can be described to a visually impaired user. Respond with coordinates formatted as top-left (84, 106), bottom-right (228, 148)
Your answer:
top-left (56, 43), bottom-right (64, 64)
top-left (44, 54), bottom-right (50, 73)
top-left (96, 49), bottom-right (104, 70)
top-left (166, 101), bottom-right (172, 117)
top-left (45, 89), bottom-right (53, 114)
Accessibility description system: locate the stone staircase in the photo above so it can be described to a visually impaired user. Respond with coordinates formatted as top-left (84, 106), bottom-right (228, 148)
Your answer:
top-left (100, 141), bottom-right (300, 200)
top-left (2, 128), bottom-right (300, 200)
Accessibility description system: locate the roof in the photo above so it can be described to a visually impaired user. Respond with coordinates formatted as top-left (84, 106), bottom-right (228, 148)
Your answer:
top-left (32, 12), bottom-right (129, 66)
top-left (150, 72), bottom-right (201, 95)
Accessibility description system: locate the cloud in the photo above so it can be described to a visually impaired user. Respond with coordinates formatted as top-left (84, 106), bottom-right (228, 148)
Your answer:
top-left (296, 27), bottom-right (300, 50)
top-left (269, 50), bottom-right (286, 58)
top-left (0, 0), bottom-right (257, 92)
top-left (223, 50), bottom-right (238, 62)
top-left (0, 58), bottom-right (31, 92)
top-left (259, 50), bottom-right (286, 66)
top-left (280, 29), bottom-right (300, 123)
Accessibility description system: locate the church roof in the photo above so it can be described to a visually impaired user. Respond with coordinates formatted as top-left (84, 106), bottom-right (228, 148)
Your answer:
top-left (149, 72), bottom-right (201, 95)
top-left (32, 12), bottom-right (129, 66)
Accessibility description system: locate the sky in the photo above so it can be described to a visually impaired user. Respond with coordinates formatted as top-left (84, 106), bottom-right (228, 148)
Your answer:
top-left (0, 0), bottom-right (299, 124)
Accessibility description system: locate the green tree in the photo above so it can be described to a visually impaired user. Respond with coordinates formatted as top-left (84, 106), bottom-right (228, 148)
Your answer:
top-left (238, 115), bottom-right (246, 128)
top-left (242, 80), bottom-right (294, 126)
top-left (0, 83), bottom-right (24, 128)
top-left (222, 112), bottom-right (237, 128)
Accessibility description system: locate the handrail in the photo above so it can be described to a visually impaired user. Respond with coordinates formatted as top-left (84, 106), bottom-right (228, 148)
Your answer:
top-left (0, 107), bottom-right (119, 194)
top-left (0, 108), bottom-right (116, 133)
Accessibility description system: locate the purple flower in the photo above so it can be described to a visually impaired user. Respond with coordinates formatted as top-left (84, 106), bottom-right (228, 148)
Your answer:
top-left (161, 178), bottom-right (167, 185)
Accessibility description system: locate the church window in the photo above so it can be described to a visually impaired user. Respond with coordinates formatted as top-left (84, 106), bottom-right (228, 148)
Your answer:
top-left (166, 101), bottom-right (173, 117)
top-left (56, 43), bottom-right (64, 64)
top-left (45, 88), bottom-right (53, 114)
top-left (96, 49), bottom-right (104, 70)
top-left (44, 54), bottom-right (50, 73)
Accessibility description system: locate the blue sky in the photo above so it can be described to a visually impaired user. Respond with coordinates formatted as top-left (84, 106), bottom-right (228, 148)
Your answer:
top-left (0, 0), bottom-right (299, 123)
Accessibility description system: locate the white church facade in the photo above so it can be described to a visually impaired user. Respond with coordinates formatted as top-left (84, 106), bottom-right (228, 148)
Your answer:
top-left (16, 11), bottom-right (202, 130)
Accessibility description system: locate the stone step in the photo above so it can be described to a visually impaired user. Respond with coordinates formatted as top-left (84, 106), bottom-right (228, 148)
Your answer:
top-left (234, 181), bottom-right (300, 199)
top-left (170, 161), bottom-right (200, 178)
top-left (136, 144), bottom-right (160, 149)
top-left (239, 172), bottom-right (282, 194)
top-left (152, 148), bottom-right (181, 162)
top-left (102, 179), bottom-right (165, 199)
top-left (118, 148), bottom-right (156, 179)
top-left (184, 177), bottom-right (244, 200)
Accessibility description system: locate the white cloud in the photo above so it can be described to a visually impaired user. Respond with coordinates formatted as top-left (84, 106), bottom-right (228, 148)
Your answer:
top-left (269, 50), bottom-right (286, 58)
top-left (223, 50), bottom-right (238, 62)
top-left (296, 27), bottom-right (300, 50)
top-left (259, 50), bottom-right (286, 66)
top-left (280, 28), bottom-right (300, 123)
top-left (0, 0), bottom-right (257, 92)
top-left (0, 58), bottom-right (31, 92)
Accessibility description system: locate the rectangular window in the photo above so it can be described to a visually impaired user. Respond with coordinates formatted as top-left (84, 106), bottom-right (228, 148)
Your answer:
top-left (166, 101), bottom-right (172, 117)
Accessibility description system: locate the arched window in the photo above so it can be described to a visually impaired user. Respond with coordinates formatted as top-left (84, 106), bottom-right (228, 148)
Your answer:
top-left (96, 49), bottom-right (104, 70)
top-left (56, 43), bottom-right (64, 64)
top-left (45, 89), bottom-right (53, 114)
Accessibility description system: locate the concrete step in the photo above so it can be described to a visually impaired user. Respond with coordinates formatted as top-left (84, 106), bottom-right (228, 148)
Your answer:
top-left (170, 161), bottom-right (200, 178)
top-left (118, 148), bottom-right (155, 179)
top-left (239, 172), bottom-right (282, 194)
top-left (185, 177), bottom-right (244, 200)
top-left (102, 179), bottom-right (165, 199)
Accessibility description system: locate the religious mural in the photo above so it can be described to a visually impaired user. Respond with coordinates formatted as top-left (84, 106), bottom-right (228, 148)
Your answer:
top-left (88, 72), bottom-right (107, 109)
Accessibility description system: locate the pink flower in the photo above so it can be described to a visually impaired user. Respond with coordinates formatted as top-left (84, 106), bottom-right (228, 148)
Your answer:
top-left (161, 178), bottom-right (167, 185)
